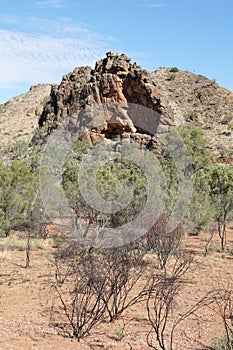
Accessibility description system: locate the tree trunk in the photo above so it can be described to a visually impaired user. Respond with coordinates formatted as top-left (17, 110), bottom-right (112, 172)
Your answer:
top-left (25, 236), bottom-right (30, 268)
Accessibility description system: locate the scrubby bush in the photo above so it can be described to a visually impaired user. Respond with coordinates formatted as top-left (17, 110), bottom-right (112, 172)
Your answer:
top-left (52, 249), bottom-right (108, 341)
top-left (170, 67), bottom-right (179, 73)
top-left (145, 213), bottom-right (183, 268)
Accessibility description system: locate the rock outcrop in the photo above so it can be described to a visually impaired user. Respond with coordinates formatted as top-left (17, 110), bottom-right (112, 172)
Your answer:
top-left (37, 52), bottom-right (173, 151)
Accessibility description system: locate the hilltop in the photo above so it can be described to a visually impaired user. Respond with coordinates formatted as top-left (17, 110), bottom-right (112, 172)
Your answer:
top-left (0, 52), bottom-right (232, 162)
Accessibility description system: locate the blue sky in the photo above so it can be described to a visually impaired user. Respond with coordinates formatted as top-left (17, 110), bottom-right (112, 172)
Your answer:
top-left (0, 0), bottom-right (233, 104)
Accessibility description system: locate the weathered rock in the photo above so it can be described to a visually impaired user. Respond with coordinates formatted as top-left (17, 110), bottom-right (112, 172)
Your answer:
top-left (37, 52), bottom-right (168, 150)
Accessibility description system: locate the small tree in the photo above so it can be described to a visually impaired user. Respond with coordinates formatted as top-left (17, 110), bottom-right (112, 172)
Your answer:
top-left (208, 165), bottom-right (233, 250)
top-left (178, 125), bottom-right (211, 173)
top-left (62, 142), bottom-right (148, 242)
top-left (186, 169), bottom-right (213, 235)
top-left (0, 160), bottom-right (37, 236)
top-left (161, 125), bottom-right (212, 228)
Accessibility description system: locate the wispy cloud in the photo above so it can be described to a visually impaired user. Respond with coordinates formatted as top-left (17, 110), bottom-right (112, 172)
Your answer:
top-left (36, 0), bottom-right (64, 8)
top-left (0, 17), bottom-right (108, 90)
top-left (136, 1), bottom-right (165, 8)
top-left (146, 3), bottom-right (165, 7)
top-left (24, 16), bottom-right (95, 37)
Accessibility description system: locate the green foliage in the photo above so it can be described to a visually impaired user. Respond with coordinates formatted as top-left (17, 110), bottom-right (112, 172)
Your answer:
top-left (161, 125), bottom-right (213, 233)
top-left (186, 169), bottom-right (212, 233)
top-left (69, 139), bottom-right (90, 162)
top-left (160, 125), bottom-right (211, 224)
top-left (184, 161), bottom-right (233, 239)
top-left (2, 141), bottom-right (42, 172)
top-left (33, 123), bottom-right (52, 142)
top-left (208, 335), bottom-right (233, 350)
top-left (0, 160), bottom-right (38, 236)
top-left (167, 73), bottom-right (176, 81)
top-left (219, 147), bottom-right (233, 159)
top-left (209, 78), bottom-right (217, 86)
top-left (222, 115), bottom-right (233, 125)
top-left (62, 141), bottom-right (148, 236)
top-left (42, 95), bottom-right (51, 107)
top-left (169, 67), bottom-right (179, 73)
top-left (179, 125), bottom-right (211, 172)
top-left (208, 164), bottom-right (233, 218)
top-left (114, 321), bottom-right (126, 340)
top-left (102, 159), bottom-right (147, 226)
top-left (187, 109), bottom-right (198, 121)
top-left (228, 122), bottom-right (233, 131)
top-left (160, 153), bottom-right (179, 213)
top-left (177, 125), bottom-right (233, 236)
top-left (207, 164), bottom-right (233, 249)
top-left (62, 140), bottom-right (90, 215)
top-left (52, 234), bottom-right (66, 247)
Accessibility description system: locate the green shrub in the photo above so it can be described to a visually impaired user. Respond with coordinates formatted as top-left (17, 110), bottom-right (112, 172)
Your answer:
top-left (228, 122), bottom-right (233, 131)
top-left (227, 247), bottom-right (233, 256)
top-left (170, 67), bottom-right (179, 73)
top-left (42, 95), bottom-right (51, 107)
top-left (222, 115), bottom-right (233, 125)
top-left (52, 234), bottom-right (66, 247)
top-left (208, 335), bottom-right (233, 350)
top-left (216, 247), bottom-right (224, 253)
top-left (167, 73), bottom-right (176, 81)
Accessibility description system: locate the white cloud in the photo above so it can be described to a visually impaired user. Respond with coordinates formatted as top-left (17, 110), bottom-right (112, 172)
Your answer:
top-left (146, 3), bottom-right (165, 7)
top-left (136, 2), bottom-right (165, 8)
top-left (36, 0), bottom-right (64, 8)
top-left (25, 16), bottom-right (95, 37)
top-left (0, 18), bottom-right (108, 89)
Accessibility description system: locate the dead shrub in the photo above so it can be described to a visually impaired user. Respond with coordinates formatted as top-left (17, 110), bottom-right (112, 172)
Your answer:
top-left (145, 213), bottom-right (183, 269)
top-left (52, 249), bottom-right (108, 341)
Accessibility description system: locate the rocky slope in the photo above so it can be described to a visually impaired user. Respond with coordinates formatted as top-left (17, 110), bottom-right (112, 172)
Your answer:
top-left (1, 52), bottom-right (233, 161)
top-left (0, 84), bottom-right (52, 150)
top-left (151, 68), bottom-right (233, 161)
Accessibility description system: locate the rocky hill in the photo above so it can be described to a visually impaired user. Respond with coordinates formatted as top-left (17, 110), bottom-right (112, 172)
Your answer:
top-left (152, 68), bottom-right (233, 161)
top-left (1, 52), bottom-right (233, 162)
top-left (0, 84), bottom-right (52, 150)
top-left (36, 51), bottom-right (170, 153)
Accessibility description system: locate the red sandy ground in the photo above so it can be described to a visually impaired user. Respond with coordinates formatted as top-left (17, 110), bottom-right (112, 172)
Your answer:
top-left (0, 225), bottom-right (233, 350)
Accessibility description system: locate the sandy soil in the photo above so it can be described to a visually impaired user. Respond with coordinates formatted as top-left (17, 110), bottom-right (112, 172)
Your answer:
top-left (0, 225), bottom-right (233, 350)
